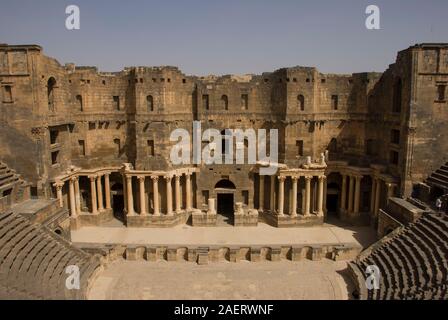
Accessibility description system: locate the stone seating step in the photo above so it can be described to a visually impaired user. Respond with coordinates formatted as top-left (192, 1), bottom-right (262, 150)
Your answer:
top-left (376, 248), bottom-right (400, 294)
top-left (41, 249), bottom-right (71, 298)
top-left (33, 245), bottom-right (64, 297)
top-left (0, 224), bottom-right (36, 263)
top-left (427, 176), bottom-right (448, 188)
top-left (406, 231), bottom-right (439, 284)
top-left (0, 172), bottom-right (14, 182)
top-left (16, 238), bottom-right (51, 293)
top-left (1, 229), bottom-right (41, 286)
top-left (383, 244), bottom-right (409, 291)
top-left (369, 254), bottom-right (392, 299)
top-left (8, 234), bottom-right (45, 287)
top-left (392, 238), bottom-right (421, 288)
top-left (415, 221), bottom-right (448, 278)
top-left (51, 254), bottom-right (80, 299)
top-left (25, 241), bottom-right (58, 296)
top-left (432, 172), bottom-right (448, 183)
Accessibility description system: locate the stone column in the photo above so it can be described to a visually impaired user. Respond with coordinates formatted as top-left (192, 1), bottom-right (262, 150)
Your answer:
top-left (138, 176), bottom-right (147, 215)
top-left (317, 176), bottom-right (325, 216)
top-left (69, 179), bottom-right (77, 218)
top-left (340, 174), bottom-right (347, 211)
top-left (386, 183), bottom-right (396, 201)
top-left (186, 173), bottom-right (192, 211)
top-left (122, 174), bottom-right (127, 213)
top-left (270, 176), bottom-right (276, 211)
top-left (323, 176), bottom-right (328, 214)
top-left (301, 188), bottom-right (306, 214)
top-left (354, 175), bottom-right (362, 215)
top-left (370, 178), bottom-right (377, 214)
top-left (374, 179), bottom-right (381, 217)
top-left (304, 176), bottom-right (312, 216)
top-left (208, 198), bottom-right (216, 214)
top-left (74, 177), bottom-right (81, 215)
top-left (175, 174), bottom-right (181, 213)
top-left (96, 175), bottom-right (104, 212)
top-left (151, 176), bottom-right (160, 216)
top-left (55, 183), bottom-right (64, 208)
top-left (104, 173), bottom-right (111, 210)
top-left (126, 175), bottom-right (134, 216)
top-left (348, 175), bottom-right (354, 214)
top-left (165, 175), bottom-right (173, 215)
top-left (291, 177), bottom-right (298, 217)
top-left (277, 176), bottom-right (285, 215)
top-left (89, 175), bottom-right (97, 214)
top-left (259, 175), bottom-right (265, 211)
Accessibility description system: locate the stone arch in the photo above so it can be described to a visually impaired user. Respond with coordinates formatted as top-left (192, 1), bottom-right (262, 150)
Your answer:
top-left (47, 77), bottom-right (57, 111)
top-left (147, 95), bottom-right (154, 112)
top-left (215, 179), bottom-right (236, 189)
top-left (221, 95), bottom-right (228, 110)
top-left (298, 94), bottom-right (305, 111)
top-left (75, 95), bottom-right (83, 111)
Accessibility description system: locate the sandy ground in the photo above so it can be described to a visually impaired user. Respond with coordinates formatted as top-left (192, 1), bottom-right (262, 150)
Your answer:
top-left (88, 259), bottom-right (353, 300)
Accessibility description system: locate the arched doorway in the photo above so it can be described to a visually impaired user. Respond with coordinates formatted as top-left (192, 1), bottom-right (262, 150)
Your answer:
top-left (326, 182), bottom-right (340, 218)
top-left (215, 179), bottom-right (236, 225)
top-left (111, 182), bottom-right (125, 222)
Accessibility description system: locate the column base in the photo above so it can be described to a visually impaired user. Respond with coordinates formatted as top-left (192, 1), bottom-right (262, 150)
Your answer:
top-left (126, 210), bottom-right (190, 227)
top-left (192, 210), bottom-right (217, 227)
top-left (74, 208), bottom-right (114, 227)
top-left (260, 211), bottom-right (324, 227)
top-left (234, 209), bottom-right (258, 227)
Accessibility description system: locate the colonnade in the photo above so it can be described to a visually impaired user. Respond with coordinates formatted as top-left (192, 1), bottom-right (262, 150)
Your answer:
top-left (55, 172), bottom-right (112, 218)
top-left (339, 174), bottom-right (363, 215)
top-left (122, 172), bottom-right (194, 216)
top-left (55, 170), bottom-right (195, 218)
top-left (258, 174), bottom-right (326, 217)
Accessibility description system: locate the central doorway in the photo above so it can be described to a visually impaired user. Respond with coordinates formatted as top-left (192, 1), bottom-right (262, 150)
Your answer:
top-left (215, 179), bottom-right (236, 226)
top-left (217, 193), bottom-right (234, 225)
top-left (111, 182), bottom-right (125, 222)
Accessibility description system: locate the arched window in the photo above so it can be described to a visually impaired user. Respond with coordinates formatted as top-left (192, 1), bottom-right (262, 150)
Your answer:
top-left (75, 95), bottom-right (83, 111)
top-left (298, 94), bottom-right (305, 111)
top-left (393, 78), bottom-right (402, 113)
top-left (221, 95), bottom-right (228, 110)
top-left (147, 95), bottom-right (154, 112)
top-left (47, 77), bottom-right (57, 111)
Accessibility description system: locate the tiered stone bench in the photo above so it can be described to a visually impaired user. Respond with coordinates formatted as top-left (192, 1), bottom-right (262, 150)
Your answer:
top-left (0, 211), bottom-right (102, 299)
top-left (349, 213), bottom-right (448, 300)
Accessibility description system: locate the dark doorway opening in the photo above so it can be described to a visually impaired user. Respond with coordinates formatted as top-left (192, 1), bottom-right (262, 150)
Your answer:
top-left (111, 182), bottom-right (125, 222)
top-left (327, 194), bottom-right (338, 215)
top-left (217, 193), bottom-right (234, 225)
top-left (113, 195), bottom-right (125, 222)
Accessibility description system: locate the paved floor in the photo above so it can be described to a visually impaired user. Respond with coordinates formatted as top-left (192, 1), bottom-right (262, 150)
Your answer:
top-left (88, 259), bottom-right (353, 300)
top-left (72, 220), bottom-right (376, 248)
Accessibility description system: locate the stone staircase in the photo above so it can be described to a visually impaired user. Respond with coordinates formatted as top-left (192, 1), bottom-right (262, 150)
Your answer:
top-left (0, 161), bottom-right (29, 211)
top-left (0, 211), bottom-right (101, 299)
top-left (427, 162), bottom-right (448, 191)
top-left (351, 213), bottom-right (448, 300)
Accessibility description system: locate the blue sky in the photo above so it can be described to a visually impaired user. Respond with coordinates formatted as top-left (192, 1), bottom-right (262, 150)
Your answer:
top-left (1, 0), bottom-right (447, 75)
